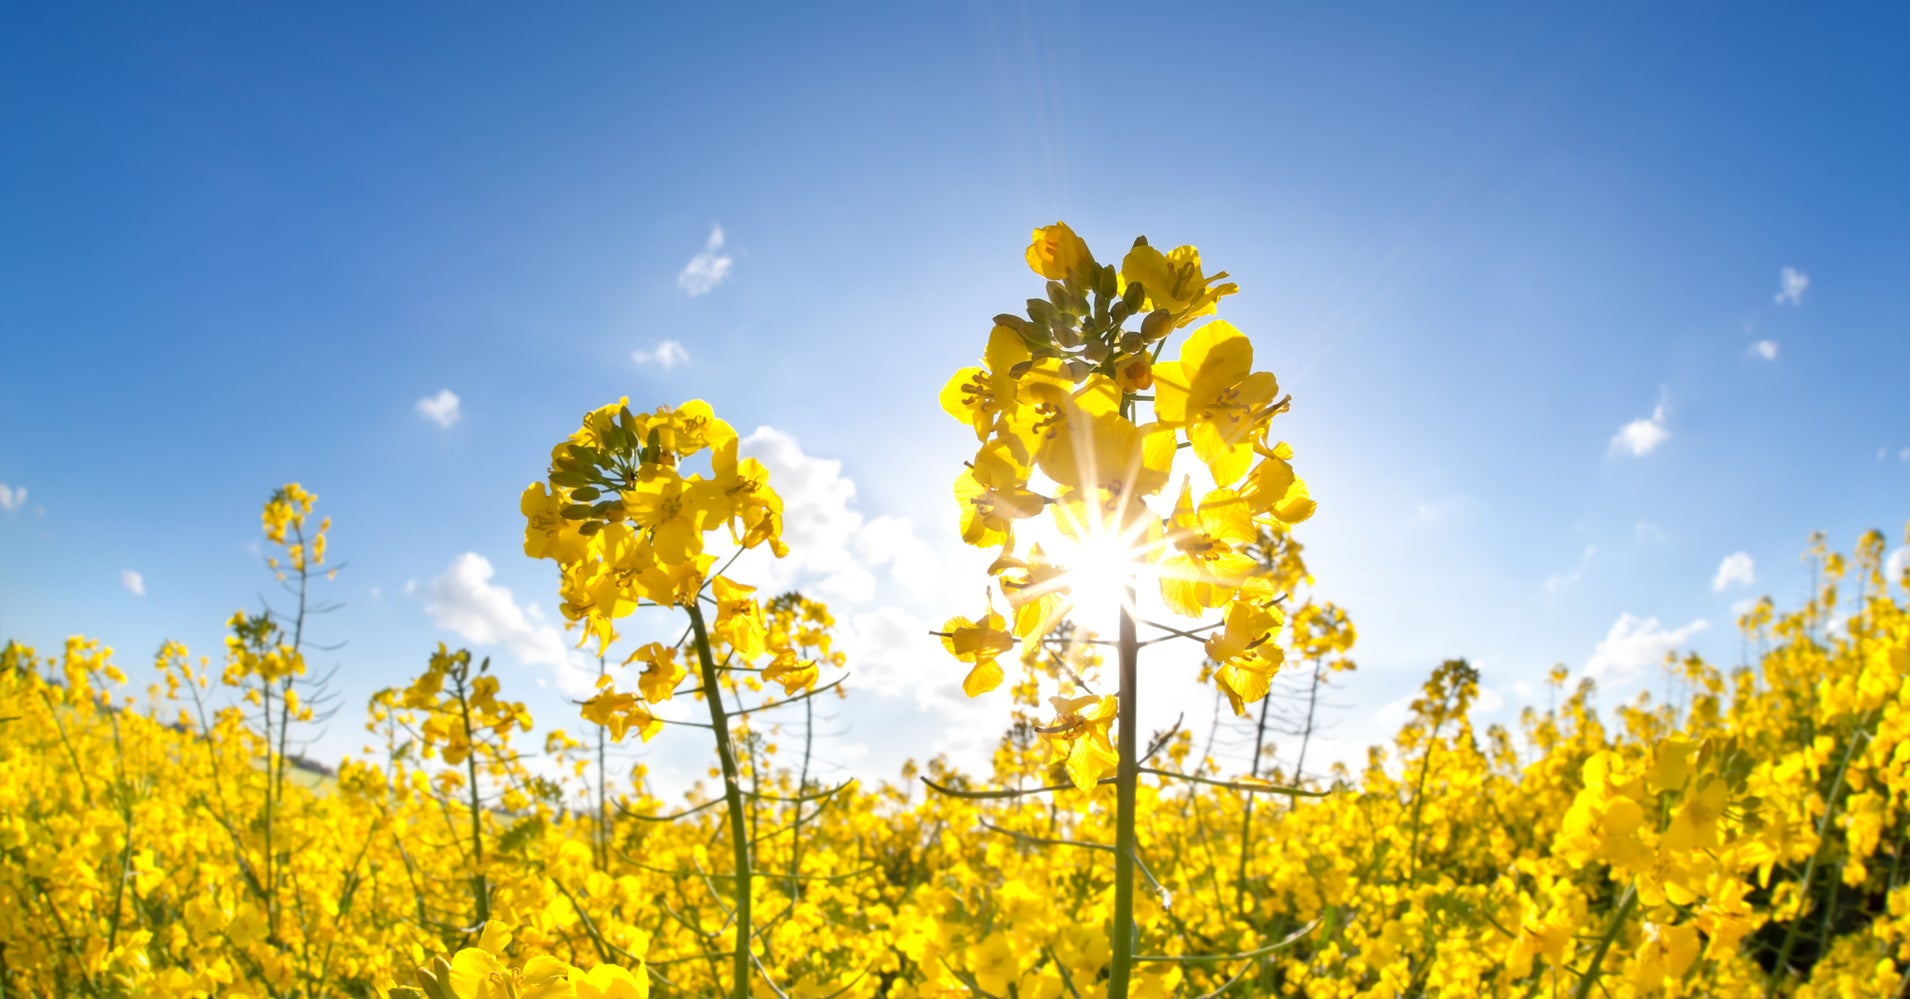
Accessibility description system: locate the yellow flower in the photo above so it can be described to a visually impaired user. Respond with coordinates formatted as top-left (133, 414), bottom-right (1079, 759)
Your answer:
top-left (1151, 321), bottom-right (1280, 486)
top-left (953, 470), bottom-right (1039, 549)
top-left (762, 649), bottom-right (819, 695)
top-left (686, 440), bottom-right (784, 557)
top-left (1037, 410), bottom-right (1173, 501)
top-left (940, 324), bottom-right (1033, 442)
top-left (994, 544), bottom-right (1071, 641)
top-left (1039, 694), bottom-right (1119, 792)
top-left (580, 677), bottom-right (661, 743)
top-left (570, 963), bottom-right (648, 999)
top-left (521, 483), bottom-right (587, 563)
top-left (1238, 446), bottom-right (1316, 524)
top-left (941, 607), bottom-right (1015, 696)
top-left (622, 467), bottom-right (709, 565)
top-left (711, 577), bottom-right (767, 660)
top-left (1205, 596), bottom-right (1284, 715)
top-left (622, 643), bottom-right (686, 703)
top-left (1025, 221), bottom-right (1097, 286)
top-left (1158, 484), bottom-right (1259, 617)
top-left (1119, 241), bottom-right (1236, 325)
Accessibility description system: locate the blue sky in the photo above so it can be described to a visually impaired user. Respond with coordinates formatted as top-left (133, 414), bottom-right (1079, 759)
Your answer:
top-left (4, 3), bottom-right (1907, 789)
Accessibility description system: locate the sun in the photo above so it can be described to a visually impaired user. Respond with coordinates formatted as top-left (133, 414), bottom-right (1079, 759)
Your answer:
top-left (1031, 493), bottom-right (1165, 633)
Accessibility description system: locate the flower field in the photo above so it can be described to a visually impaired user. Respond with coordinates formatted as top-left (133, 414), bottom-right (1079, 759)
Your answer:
top-left (4, 227), bottom-right (1908, 999)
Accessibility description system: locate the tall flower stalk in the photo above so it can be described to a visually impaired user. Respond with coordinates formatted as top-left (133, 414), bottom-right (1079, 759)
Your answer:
top-left (934, 222), bottom-right (1322, 995)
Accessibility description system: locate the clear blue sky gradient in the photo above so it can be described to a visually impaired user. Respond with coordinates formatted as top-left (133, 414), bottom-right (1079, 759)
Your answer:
top-left (4, 3), bottom-right (1907, 782)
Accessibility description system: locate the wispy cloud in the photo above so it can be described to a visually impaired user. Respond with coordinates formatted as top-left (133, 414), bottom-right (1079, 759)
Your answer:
top-left (415, 389), bottom-right (461, 429)
top-left (1586, 613), bottom-right (1708, 680)
top-left (632, 339), bottom-right (691, 370)
top-left (120, 570), bottom-right (145, 596)
top-left (1747, 340), bottom-right (1778, 362)
top-left (1887, 546), bottom-right (1909, 586)
top-left (1635, 521), bottom-right (1668, 543)
top-left (1544, 545), bottom-right (1597, 592)
top-left (677, 225), bottom-right (734, 296)
top-left (1774, 266), bottom-right (1809, 306)
top-left (421, 552), bottom-right (593, 697)
top-left (1712, 551), bottom-right (1756, 592)
top-left (1609, 396), bottom-right (1671, 457)
top-left (0, 483), bottom-right (24, 513)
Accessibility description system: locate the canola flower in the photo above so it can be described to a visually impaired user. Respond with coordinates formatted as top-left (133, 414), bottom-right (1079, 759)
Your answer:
top-left (936, 222), bottom-right (1319, 994)
top-left (1, 237), bottom-right (1908, 999)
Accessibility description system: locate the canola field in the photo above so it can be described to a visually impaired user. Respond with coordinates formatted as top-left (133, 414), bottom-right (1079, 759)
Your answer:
top-left (3, 226), bottom-right (1907, 998)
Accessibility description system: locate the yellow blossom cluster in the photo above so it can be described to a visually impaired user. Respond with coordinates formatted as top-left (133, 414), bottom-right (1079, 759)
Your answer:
top-left (940, 222), bottom-right (1317, 795)
top-left (4, 230), bottom-right (1910, 999)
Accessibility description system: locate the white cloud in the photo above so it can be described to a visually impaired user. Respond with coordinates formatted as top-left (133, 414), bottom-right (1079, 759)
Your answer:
top-left (1774, 266), bottom-right (1810, 306)
top-left (1886, 546), bottom-right (1909, 587)
top-left (1748, 340), bottom-right (1778, 361)
top-left (415, 389), bottom-right (461, 429)
top-left (421, 553), bottom-right (593, 696)
top-left (677, 225), bottom-right (734, 296)
top-left (1900, 447), bottom-right (1910, 462)
top-left (1586, 614), bottom-right (1708, 680)
top-left (1635, 521), bottom-right (1668, 543)
top-left (0, 483), bottom-right (24, 513)
top-left (369, 586), bottom-right (383, 599)
top-left (120, 570), bottom-right (145, 596)
top-left (1544, 545), bottom-right (1597, 592)
top-left (1609, 397), bottom-right (1671, 457)
top-left (1712, 551), bottom-right (1756, 592)
top-left (632, 339), bottom-right (691, 370)
top-left (737, 426), bottom-right (955, 609)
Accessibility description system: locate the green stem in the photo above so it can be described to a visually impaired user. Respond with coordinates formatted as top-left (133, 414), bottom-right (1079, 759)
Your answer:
top-left (688, 602), bottom-right (752, 999)
top-left (456, 672), bottom-right (490, 928)
top-left (1109, 591), bottom-right (1140, 998)
top-left (1766, 720), bottom-right (1871, 996)
top-left (597, 652), bottom-right (609, 872)
top-left (1235, 692), bottom-right (1273, 915)
top-left (1573, 883), bottom-right (1636, 999)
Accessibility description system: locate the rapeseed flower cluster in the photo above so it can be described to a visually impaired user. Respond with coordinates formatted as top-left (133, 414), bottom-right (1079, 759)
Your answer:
top-left (2, 229), bottom-right (1908, 999)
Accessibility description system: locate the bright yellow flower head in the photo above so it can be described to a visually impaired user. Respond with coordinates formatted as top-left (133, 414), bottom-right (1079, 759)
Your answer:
top-left (1158, 484), bottom-right (1259, 617)
top-left (941, 325), bottom-right (1033, 442)
top-left (1039, 694), bottom-right (1119, 792)
top-left (1025, 221), bottom-right (1097, 286)
top-left (941, 607), bottom-right (1016, 697)
top-left (1151, 321), bottom-right (1280, 486)
top-left (580, 677), bottom-right (661, 744)
top-left (1119, 241), bottom-right (1237, 324)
